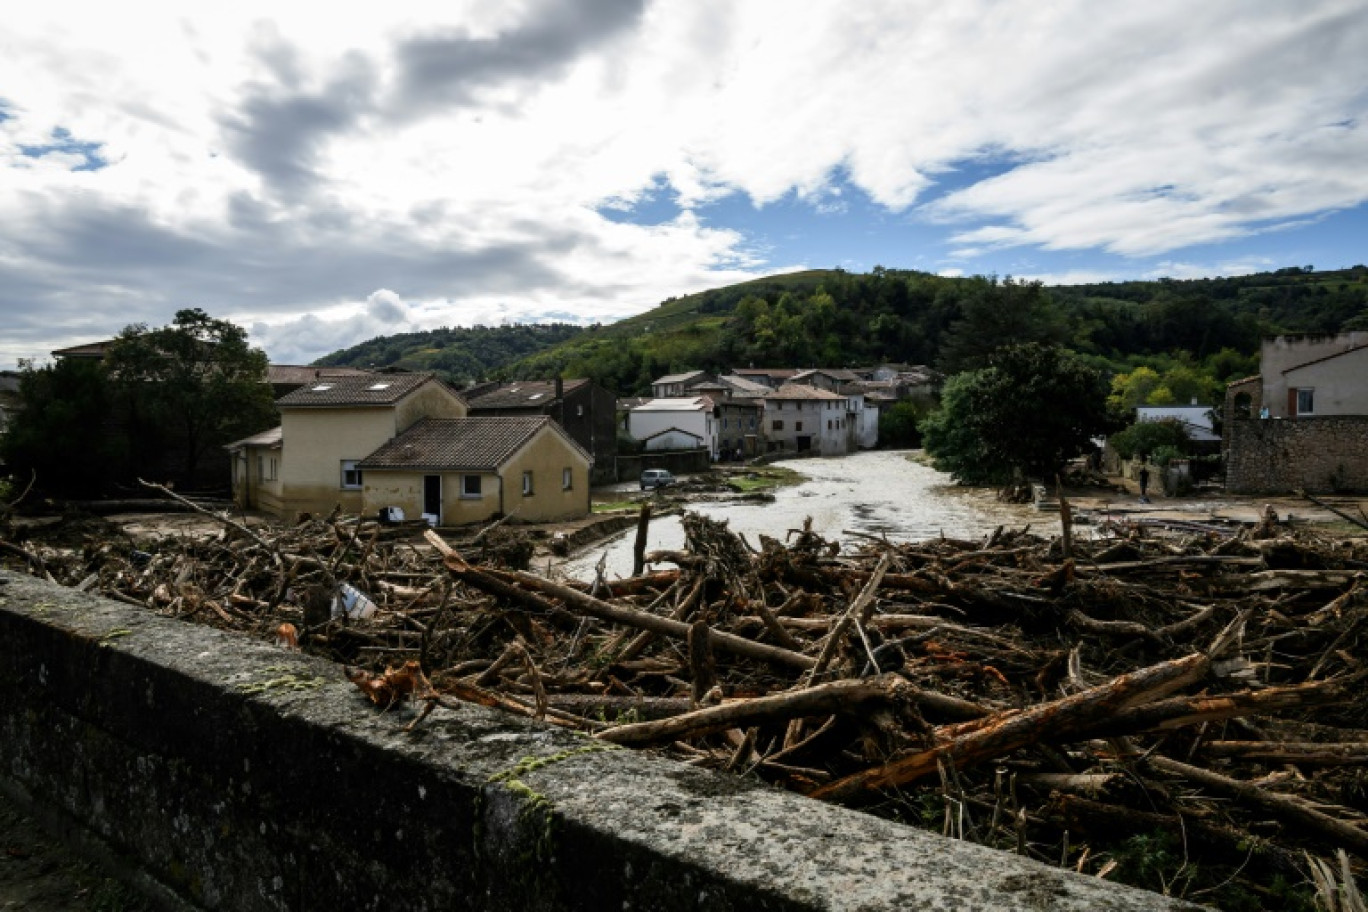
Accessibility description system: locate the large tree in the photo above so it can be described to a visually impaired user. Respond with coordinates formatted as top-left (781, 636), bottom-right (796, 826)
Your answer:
top-left (921, 343), bottom-right (1114, 484)
top-left (0, 357), bottom-right (131, 498)
top-left (105, 308), bottom-right (275, 483)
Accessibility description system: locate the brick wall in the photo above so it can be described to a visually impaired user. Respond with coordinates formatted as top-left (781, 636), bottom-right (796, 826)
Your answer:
top-left (1225, 416), bottom-right (1368, 493)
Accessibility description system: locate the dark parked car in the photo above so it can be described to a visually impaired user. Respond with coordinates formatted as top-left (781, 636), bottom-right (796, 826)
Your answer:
top-left (640, 469), bottom-right (676, 490)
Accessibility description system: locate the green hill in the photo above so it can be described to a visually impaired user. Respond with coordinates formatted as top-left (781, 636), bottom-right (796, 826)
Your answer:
top-left (314, 265), bottom-right (1368, 396)
top-left (312, 323), bottom-right (584, 384)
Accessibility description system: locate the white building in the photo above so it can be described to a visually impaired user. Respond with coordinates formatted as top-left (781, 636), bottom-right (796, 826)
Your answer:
top-left (1135, 404), bottom-right (1220, 444)
top-left (628, 397), bottom-right (718, 459)
top-left (845, 391), bottom-right (879, 449)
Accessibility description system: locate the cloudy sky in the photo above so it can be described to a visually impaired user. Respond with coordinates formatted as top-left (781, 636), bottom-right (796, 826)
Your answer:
top-left (3, 1), bottom-right (1366, 369)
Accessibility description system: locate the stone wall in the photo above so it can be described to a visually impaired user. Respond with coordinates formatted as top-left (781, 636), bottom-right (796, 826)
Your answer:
top-left (0, 570), bottom-right (1193, 912)
top-left (1226, 416), bottom-right (1368, 493)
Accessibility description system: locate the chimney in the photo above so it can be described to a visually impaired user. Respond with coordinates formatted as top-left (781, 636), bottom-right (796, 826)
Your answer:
top-left (555, 377), bottom-right (564, 400)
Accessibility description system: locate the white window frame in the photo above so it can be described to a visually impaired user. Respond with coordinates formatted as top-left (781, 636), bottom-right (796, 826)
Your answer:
top-left (562, 467), bottom-right (573, 490)
top-left (461, 474), bottom-right (482, 498)
top-left (341, 460), bottom-right (363, 490)
top-left (522, 470), bottom-right (534, 496)
top-left (1296, 388), bottom-right (1315, 415)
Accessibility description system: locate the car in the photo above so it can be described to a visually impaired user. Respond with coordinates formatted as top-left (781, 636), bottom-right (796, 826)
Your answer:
top-left (640, 469), bottom-right (676, 490)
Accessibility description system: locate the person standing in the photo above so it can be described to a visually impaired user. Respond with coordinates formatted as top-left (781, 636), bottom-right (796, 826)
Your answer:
top-left (1138, 465), bottom-right (1151, 502)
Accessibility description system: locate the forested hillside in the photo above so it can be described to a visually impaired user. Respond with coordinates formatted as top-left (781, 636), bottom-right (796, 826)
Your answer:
top-left (313, 266), bottom-right (1368, 396)
top-left (506, 265), bottom-right (1368, 395)
top-left (313, 323), bottom-right (583, 384)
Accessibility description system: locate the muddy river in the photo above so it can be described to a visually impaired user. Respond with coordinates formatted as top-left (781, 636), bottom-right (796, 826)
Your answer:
top-left (560, 450), bottom-right (1044, 579)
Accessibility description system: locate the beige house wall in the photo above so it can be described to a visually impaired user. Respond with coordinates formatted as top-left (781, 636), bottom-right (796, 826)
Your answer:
top-left (230, 446), bottom-right (283, 514)
top-left (279, 408), bottom-right (398, 517)
top-left (1283, 346), bottom-right (1368, 416)
top-left (1260, 332), bottom-right (1368, 417)
top-left (395, 384), bottom-right (467, 428)
top-left (361, 426), bottom-right (590, 527)
top-left (362, 471), bottom-right (501, 527)
top-left (501, 426), bottom-right (592, 522)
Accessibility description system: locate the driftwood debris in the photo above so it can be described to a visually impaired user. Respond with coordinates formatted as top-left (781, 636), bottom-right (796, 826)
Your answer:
top-left (5, 502), bottom-right (1368, 904)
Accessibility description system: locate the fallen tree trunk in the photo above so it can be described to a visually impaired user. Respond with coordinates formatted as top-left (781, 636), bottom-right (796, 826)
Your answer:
top-left (811, 650), bottom-right (1213, 802)
top-left (598, 675), bottom-right (912, 745)
top-left (426, 530), bottom-right (816, 671)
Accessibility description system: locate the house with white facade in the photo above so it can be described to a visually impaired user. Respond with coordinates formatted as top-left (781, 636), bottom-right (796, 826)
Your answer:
top-left (628, 397), bottom-right (718, 459)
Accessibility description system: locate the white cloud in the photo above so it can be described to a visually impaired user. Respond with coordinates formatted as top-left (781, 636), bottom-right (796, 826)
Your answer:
top-left (1, 0), bottom-right (1365, 367)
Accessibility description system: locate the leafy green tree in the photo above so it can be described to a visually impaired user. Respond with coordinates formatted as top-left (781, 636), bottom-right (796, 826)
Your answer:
top-left (937, 277), bottom-right (1067, 374)
top-left (0, 358), bottom-right (131, 498)
top-left (1107, 418), bottom-right (1192, 461)
top-left (877, 399), bottom-right (931, 448)
top-left (921, 344), bottom-right (1113, 484)
top-left (105, 308), bottom-right (275, 483)
top-left (1108, 366), bottom-right (1163, 412)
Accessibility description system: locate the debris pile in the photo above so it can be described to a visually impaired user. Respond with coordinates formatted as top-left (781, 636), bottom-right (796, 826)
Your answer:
top-left (5, 499), bottom-right (1368, 906)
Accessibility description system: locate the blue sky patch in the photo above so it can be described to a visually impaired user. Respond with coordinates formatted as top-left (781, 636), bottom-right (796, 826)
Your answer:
top-left (19, 126), bottom-right (109, 171)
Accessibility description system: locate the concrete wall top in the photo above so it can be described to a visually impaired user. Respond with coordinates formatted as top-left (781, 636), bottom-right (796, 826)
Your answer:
top-left (0, 571), bottom-right (1200, 911)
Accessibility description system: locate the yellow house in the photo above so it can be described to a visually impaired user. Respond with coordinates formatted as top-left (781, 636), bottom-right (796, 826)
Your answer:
top-left (227, 372), bottom-right (469, 519)
top-left (358, 416), bottom-right (592, 524)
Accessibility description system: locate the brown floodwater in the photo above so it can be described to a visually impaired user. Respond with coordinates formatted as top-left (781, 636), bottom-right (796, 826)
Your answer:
top-left (558, 450), bottom-right (1043, 580)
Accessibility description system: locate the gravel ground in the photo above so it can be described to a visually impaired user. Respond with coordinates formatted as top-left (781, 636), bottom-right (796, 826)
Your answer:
top-left (0, 790), bottom-right (149, 912)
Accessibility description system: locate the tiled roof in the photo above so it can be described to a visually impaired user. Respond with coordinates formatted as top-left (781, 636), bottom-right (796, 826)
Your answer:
top-left (224, 426), bottom-right (283, 450)
top-left (51, 340), bottom-right (116, 359)
top-left (733, 368), bottom-right (798, 380)
top-left (791, 368), bottom-right (860, 382)
top-left (654, 370), bottom-right (708, 385)
top-left (360, 417), bottom-right (589, 469)
top-left (765, 384), bottom-right (847, 401)
top-left (276, 372), bottom-right (441, 408)
top-left (465, 379), bottom-right (587, 410)
top-left (717, 374), bottom-right (770, 393)
top-left (268, 365), bottom-right (375, 385)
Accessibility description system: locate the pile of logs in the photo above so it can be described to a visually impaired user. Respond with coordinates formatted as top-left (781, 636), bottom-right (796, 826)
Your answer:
top-left (5, 492), bottom-right (1368, 906)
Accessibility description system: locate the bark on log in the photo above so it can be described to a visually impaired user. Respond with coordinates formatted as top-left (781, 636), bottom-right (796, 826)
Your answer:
top-left (425, 530), bottom-right (816, 670)
top-left (811, 651), bottom-right (1213, 802)
top-left (597, 675), bottom-right (912, 745)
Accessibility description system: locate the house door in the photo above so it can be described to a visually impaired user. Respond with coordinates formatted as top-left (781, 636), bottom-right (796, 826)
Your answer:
top-left (796, 435), bottom-right (812, 452)
top-left (423, 475), bottom-right (442, 523)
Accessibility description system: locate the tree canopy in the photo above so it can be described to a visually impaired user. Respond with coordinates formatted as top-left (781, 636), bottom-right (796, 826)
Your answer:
top-left (0, 357), bottom-right (128, 498)
top-left (921, 344), bottom-right (1114, 484)
top-left (105, 308), bottom-right (275, 482)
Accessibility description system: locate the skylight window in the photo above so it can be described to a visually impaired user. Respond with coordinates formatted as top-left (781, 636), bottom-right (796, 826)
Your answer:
top-left (310, 384), bottom-right (334, 392)
top-left (367, 383), bottom-right (392, 391)
top-left (528, 393), bottom-right (545, 400)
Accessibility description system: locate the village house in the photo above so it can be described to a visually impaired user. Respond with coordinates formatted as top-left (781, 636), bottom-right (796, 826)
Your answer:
top-left (359, 416), bottom-right (591, 524)
top-left (229, 372), bottom-right (467, 518)
top-left (715, 397), bottom-right (765, 458)
top-left (789, 368), bottom-right (861, 393)
top-left (628, 397), bottom-right (718, 459)
top-left (715, 374), bottom-right (773, 399)
top-left (462, 378), bottom-right (617, 483)
top-left (228, 372), bottom-right (592, 523)
top-left (1135, 404), bottom-right (1221, 449)
top-left (651, 371), bottom-right (713, 398)
top-left (1224, 332), bottom-right (1368, 493)
top-left (730, 368), bottom-right (799, 389)
top-left (762, 384), bottom-right (850, 456)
